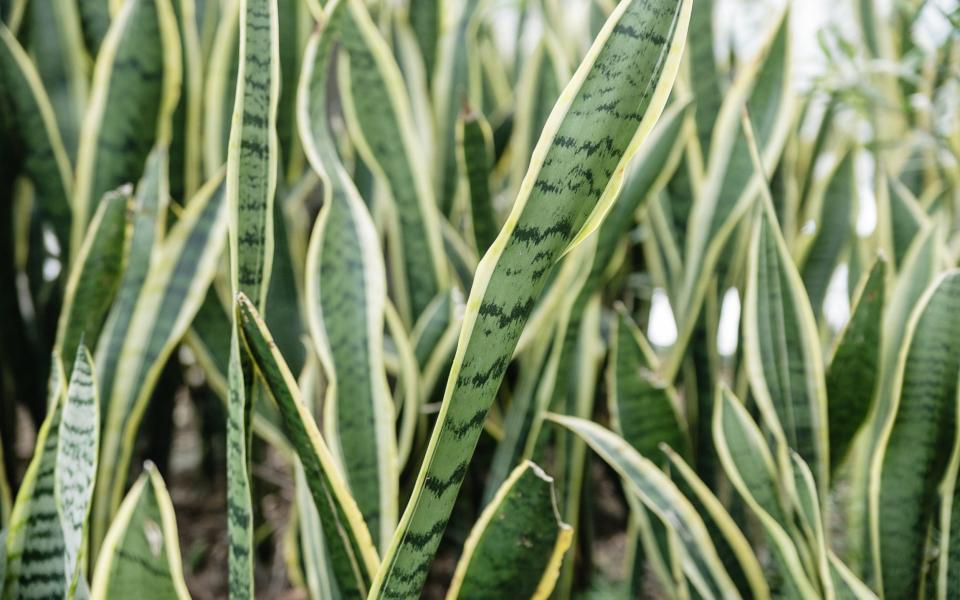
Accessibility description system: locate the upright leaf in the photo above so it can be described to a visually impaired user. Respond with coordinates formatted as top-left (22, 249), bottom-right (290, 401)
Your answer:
top-left (54, 188), bottom-right (131, 373)
top-left (457, 108), bottom-right (499, 255)
top-left (3, 358), bottom-right (66, 599)
top-left (92, 173), bottom-right (228, 554)
top-left (72, 0), bottom-right (181, 257)
top-left (445, 462), bottom-right (572, 600)
top-left (90, 463), bottom-right (190, 600)
top-left (0, 23), bottom-right (74, 254)
top-left (224, 0), bottom-right (280, 594)
top-left (369, 1), bottom-right (690, 594)
top-left (713, 387), bottom-right (820, 598)
top-left (743, 199), bottom-right (829, 491)
top-left (826, 258), bottom-right (885, 472)
top-left (870, 271), bottom-right (960, 599)
top-left (56, 345), bottom-right (99, 597)
top-left (298, 1), bottom-right (397, 551)
top-left (337, 0), bottom-right (448, 322)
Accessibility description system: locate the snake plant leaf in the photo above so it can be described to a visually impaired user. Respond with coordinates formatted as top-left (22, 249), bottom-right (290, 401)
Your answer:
top-left (548, 414), bottom-right (739, 598)
top-left (937, 386), bottom-right (960, 600)
top-left (509, 33), bottom-right (570, 192)
top-left (72, 0), bottom-right (182, 258)
top-left (169, 0), bottom-right (203, 201)
top-left (202, 0), bottom-right (239, 176)
top-left (336, 0), bottom-right (448, 323)
top-left (236, 293), bottom-right (380, 598)
top-left (457, 108), bottom-right (499, 255)
top-left (92, 172), bottom-right (227, 554)
top-left (3, 357), bottom-right (66, 599)
top-left (829, 552), bottom-right (877, 600)
top-left (224, 0), bottom-right (280, 593)
top-left (299, 0), bottom-right (398, 552)
top-left (871, 225), bottom-right (944, 434)
top-left (667, 8), bottom-right (793, 381)
top-left (712, 386), bottom-right (820, 598)
top-left (56, 344), bottom-right (99, 597)
top-left (662, 445), bottom-right (770, 599)
top-left (787, 452), bottom-right (832, 598)
top-left (407, 0), bottom-right (440, 85)
top-left (77, 0), bottom-right (111, 55)
top-left (0, 23), bottom-right (74, 254)
top-left (800, 151), bottom-right (855, 315)
top-left (371, 1), bottom-right (690, 593)
top-left (687, 0), bottom-right (721, 160)
top-left (89, 463), bottom-right (190, 600)
top-left (54, 187), bottom-right (131, 375)
top-left (385, 302), bottom-right (422, 472)
top-left (433, 0), bottom-right (484, 216)
top-left (445, 461), bottom-right (572, 600)
top-left (884, 176), bottom-right (927, 269)
top-left (95, 147), bottom-right (170, 421)
top-left (27, 0), bottom-right (88, 162)
top-left (870, 271), bottom-right (960, 599)
top-left (587, 98), bottom-right (690, 291)
top-left (743, 198), bottom-right (829, 491)
top-left (826, 257), bottom-right (885, 473)
top-left (608, 309), bottom-right (689, 460)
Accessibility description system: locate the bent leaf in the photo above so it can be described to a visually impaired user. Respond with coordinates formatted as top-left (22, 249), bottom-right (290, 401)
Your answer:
top-left (236, 293), bottom-right (380, 597)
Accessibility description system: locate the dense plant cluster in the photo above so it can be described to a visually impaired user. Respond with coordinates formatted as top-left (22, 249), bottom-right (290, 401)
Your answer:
top-left (0, 0), bottom-right (958, 597)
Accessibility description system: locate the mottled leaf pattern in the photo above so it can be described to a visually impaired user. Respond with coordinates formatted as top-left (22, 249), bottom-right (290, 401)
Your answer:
top-left (446, 462), bottom-right (572, 600)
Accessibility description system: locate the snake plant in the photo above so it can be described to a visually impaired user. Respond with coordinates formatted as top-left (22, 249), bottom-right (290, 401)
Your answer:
top-left (0, 0), bottom-right (957, 598)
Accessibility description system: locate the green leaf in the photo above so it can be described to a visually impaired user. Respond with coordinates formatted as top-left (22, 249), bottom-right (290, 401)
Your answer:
top-left (662, 445), bottom-right (770, 599)
top-left (406, 0), bottom-right (440, 86)
top-left (26, 0), bottom-right (88, 162)
top-left (89, 463), bottom-right (190, 600)
top-left (433, 0), bottom-right (484, 216)
top-left (883, 175), bottom-right (927, 270)
top-left (870, 271), bottom-right (960, 599)
top-left (3, 357), bottom-right (66, 599)
top-left (743, 199), bottom-right (829, 491)
top-left (457, 108), bottom-right (499, 255)
top-left (826, 257), bottom-right (885, 472)
top-left (95, 147), bottom-right (170, 424)
top-left (56, 344), bottom-right (99, 597)
top-left (446, 461), bottom-right (572, 600)
top-left (336, 0), bottom-right (448, 323)
top-left (236, 293), bottom-right (380, 598)
top-left (608, 308), bottom-right (689, 460)
top-left (828, 553), bottom-right (877, 600)
top-left (224, 0), bottom-right (281, 594)
top-left (92, 172), bottom-right (228, 555)
top-left (666, 8), bottom-right (794, 381)
top-left (298, 0), bottom-right (398, 552)
top-left (712, 386), bottom-right (820, 598)
top-left (0, 23), bottom-right (74, 255)
top-left (370, 0), bottom-right (690, 593)
top-left (77, 0), bottom-right (111, 55)
top-left (687, 0), bottom-right (721, 159)
top-left (72, 0), bottom-right (181, 257)
top-left (547, 414), bottom-right (739, 598)
top-left (800, 151), bottom-right (856, 315)
top-left (54, 187), bottom-right (131, 374)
